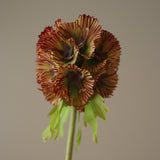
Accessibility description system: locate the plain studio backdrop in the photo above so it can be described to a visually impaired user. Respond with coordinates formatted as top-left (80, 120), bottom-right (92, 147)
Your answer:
top-left (1, 0), bottom-right (160, 160)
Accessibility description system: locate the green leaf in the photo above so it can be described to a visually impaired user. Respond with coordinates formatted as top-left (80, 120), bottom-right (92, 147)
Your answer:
top-left (59, 107), bottom-right (71, 137)
top-left (83, 103), bottom-right (98, 143)
top-left (82, 94), bottom-right (110, 143)
top-left (58, 100), bottom-right (64, 112)
top-left (89, 94), bottom-right (109, 120)
top-left (50, 107), bottom-right (59, 138)
top-left (50, 100), bottom-right (64, 140)
top-left (42, 100), bottom-right (71, 143)
top-left (54, 121), bottom-right (60, 141)
top-left (76, 112), bottom-right (82, 152)
top-left (47, 105), bottom-right (57, 117)
top-left (48, 100), bottom-right (65, 117)
top-left (42, 125), bottom-right (52, 143)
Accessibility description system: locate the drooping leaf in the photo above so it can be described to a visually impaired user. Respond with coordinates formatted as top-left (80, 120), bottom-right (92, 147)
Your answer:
top-left (42, 100), bottom-right (72, 143)
top-left (54, 121), bottom-right (60, 141)
top-left (83, 103), bottom-right (98, 143)
top-left (50, 100), bottom-right (64, 140)
top-left (47, 105), bottom-right (57, 117)
top-left (76, 112), bottom-right (82, 152)
top-left (49, 107), bottom-right (59, 138)
top-left (59, 106), bottom-right (71, 137)
top-left (90, 94), bottom-right (109, 120)
top-left (42, 125), bottom-right (52, 143)
top-left (58, 100), bottom-right (64, 113)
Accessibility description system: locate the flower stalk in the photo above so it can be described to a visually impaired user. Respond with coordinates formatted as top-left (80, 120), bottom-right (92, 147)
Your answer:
top-left (65, 106), bottom-right (77, 160)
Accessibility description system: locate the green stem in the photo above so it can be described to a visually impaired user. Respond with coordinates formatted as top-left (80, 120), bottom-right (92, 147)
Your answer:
top-left (65, 107), bottom-right (77, 160)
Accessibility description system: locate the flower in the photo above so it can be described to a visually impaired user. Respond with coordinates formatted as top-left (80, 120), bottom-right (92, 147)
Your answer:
top-left (37, 15), bottom-right (122, 149)
top-left (52, 64), bottom-right (94, 111)
top-left (55, 15), bottom-right (102, 59)
top-left (36, 14), bottom-right (121, 111)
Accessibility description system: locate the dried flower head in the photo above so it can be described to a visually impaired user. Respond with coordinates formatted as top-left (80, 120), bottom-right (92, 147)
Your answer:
top-left (36, 15), bottom-right (121, 148)
top-left (36, 15), bottom-right (121, 112)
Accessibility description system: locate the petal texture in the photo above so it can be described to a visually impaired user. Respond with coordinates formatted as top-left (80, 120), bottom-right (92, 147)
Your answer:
top-left (94, 70), bottom-right (118, 98)
top-left (52, 65), bottom-right (94, 109)
top-left (36, 14), bottom-right (121, 110)
top-left (83, 30), bottom-right (121, 73)
top-left (55, 15), bottom-right (101, 59)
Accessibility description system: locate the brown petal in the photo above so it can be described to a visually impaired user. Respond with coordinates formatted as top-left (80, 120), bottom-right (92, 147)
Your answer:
top-left (95, 71), bottom-right (118, 98)
top-left (52, 64), bottom-right (94, 108)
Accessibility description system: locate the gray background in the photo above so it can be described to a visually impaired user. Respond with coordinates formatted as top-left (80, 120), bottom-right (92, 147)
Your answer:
top-left (1, 0), bottom-right (160, 159)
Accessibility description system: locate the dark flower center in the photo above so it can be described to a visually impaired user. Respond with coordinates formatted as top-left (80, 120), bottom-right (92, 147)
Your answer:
top-left (62, 42), bottom-right (74, 62)
top-left (66, 70), bottom-right (84, 91)
top-left (67, 71), bottom-right (81, 84)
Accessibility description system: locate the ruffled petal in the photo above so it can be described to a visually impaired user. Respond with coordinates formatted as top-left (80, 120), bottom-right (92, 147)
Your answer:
top-left (37, 64), bottom-right (60, 106)
top-left (55, 21), bottom-right (81, 44)
top-left (54, 19), bottom-right (61, 30)
top-left (94, 70), bottom-right (118, 98)
top-left (82, 30), bottom-right (121, 73)
top-left (77, 15), bottom-right (101, 59)
top-left (36, 15), bottom-right (121, 112)
top-left (52, 64), bottom-right (94, 108)
top-left (94, 30), bottom-right (121, 70)
top-left (40, 69), bottom-right (57, 85)
top-left (37, 26), bottom-right (55, 52)
top-left (36, 42), bottom-right (60, 105)
top-left (82, 57), bottom-right (107, 73)
top-left (36, 50), bottom-right (57, 84)
top-left (40, 83), bottom-right (61, 106)
top-left (50, 37), bottom-right (79, 66)
top-left (55, 14), bottom-right (102, 59)
top-left (37, 26), bottom-right (79, 67)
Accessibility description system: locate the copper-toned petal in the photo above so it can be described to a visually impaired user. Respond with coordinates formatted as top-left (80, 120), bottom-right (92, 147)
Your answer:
top-left (38, 27), bottom-right (55, 39)
top-left (37, 26), bottom-right (55, 52)
top-left (52, 64), bottom-right (94, 108)
top-left (54, 19), bottom-right (61, 30)
top-left (36, 51), bottom-right (55, 70)
top-left (83, 30), bottom-right (121, 73)
top-left (36, 57), bottom-right (53, 74)
top-left (77, 15), bottom-right (101, 59)
top-left (39, 69), bottom-right (57, 85)
top-left (36, 15), bottom-right (121, 111)
top-left (56, 15), bottom-right (101, 59)
top-left (36, 49), bottom-right (58, 83)
top-left (40, 83), bottom-right (61, 106)
top-left (37, 26), bottom-right (79, 67)
top-left (94, 71), bottom-right (118, 98)
top-left (94, 30), bottom-right (121, 70)
top-left (82, 57), bottom-right (107, 73)
top-left (36, 49), bottom-right (59, 106)
top-left (36, 58), bottom-right (52, 83)
top-left (56, 21), bottom-right (81, 44)
top-left (50, 37), bottom-right (79, 67)
top-left (36, 59), bottom-right (59, 106)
